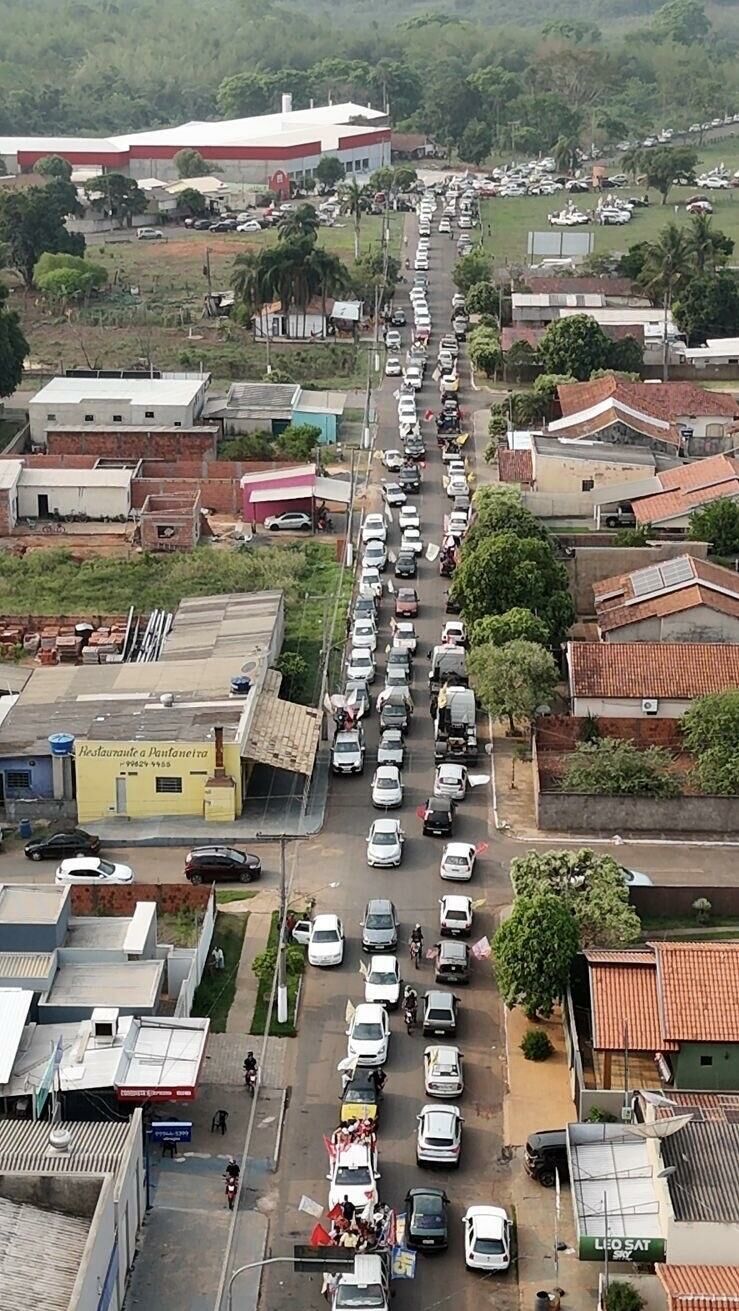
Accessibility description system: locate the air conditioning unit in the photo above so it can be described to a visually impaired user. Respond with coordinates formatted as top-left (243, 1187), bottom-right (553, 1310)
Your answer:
top-left (642, 698), bottom-right (659, 716)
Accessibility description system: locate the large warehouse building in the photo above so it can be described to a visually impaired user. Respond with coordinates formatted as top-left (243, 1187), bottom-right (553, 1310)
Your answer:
top-left (0, 97), bottom-right (391, 185)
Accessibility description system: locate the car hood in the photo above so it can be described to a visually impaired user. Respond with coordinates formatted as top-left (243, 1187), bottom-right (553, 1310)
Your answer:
top-left (363, 927), bottom-right (396, 944)
top-left (348, 1034), bottom-right (386, 1056)
top-left (329, 1180), bottom-right (378, 1209)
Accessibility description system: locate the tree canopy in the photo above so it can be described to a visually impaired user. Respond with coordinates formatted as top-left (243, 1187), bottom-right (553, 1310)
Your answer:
top-left (0, 181), bottom-right (84, 287)
top-left (682, 692), bottom-right (739, 796)
top-left (452, 529), bottom-right (574, 643)
top-left (470, 607), bottom-right (550, 649)
top-left (493, 894), bottom-right (580, 1018)
top-left (561, 738), bottom-right (680, 798)
top-left (510, 849), bottom-right (642, 947)
top-left (538, 315), bottom-right (611, 380)
top-left (469, 639), bottom-right (559, 732)
top-left (689, 501), bottom-right (739, 556)
top-left (0, 284), bottom-right (28, 399)
top-left (173, 148), bottom-right (207, 179)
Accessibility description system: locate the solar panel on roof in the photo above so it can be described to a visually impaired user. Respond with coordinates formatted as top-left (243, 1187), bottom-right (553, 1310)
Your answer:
top-left (659, 557), bottom-right (694, 588)
top-left (631, 565), bottom-right (663, 597)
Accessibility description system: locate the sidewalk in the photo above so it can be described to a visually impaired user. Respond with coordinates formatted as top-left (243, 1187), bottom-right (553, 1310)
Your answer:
top-left (490, 720), bottom-right (538, 835)
top-left (222, 889), bottom-right (279, 1033)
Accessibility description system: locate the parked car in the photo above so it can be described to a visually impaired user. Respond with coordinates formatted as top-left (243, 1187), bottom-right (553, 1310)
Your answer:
top-left (524, 1129), bottom-right (569, 1186)
top-left (394, 550), bottom-right (417, 579)
top-left (366, 819), bottom-right (405, 868)
top-left (236, 219), bottom-right (262, 232)
top-left (385, 329), bottom-right (402, 350)
top-left (424, 1045), bottom-right (464, 1098)
top-left (363, 540), bottom-right (387, 572)
top-left (404, 1187), bottom-right (450, 1250)
top-left (382, 482), bottom-right (406, 506)
top-left (416, 1104), bottom-right (462, 1168)
top-left (137, 227), bottom-right (163, 240)
top-left (422, 989), bottom-right (459, 1036)
top-left (385, 355), bottom-right (402, 377)
top-left (332, 728), bottom-right (366, 776)
top-left (371, 764), bottom-right (403, 809)
top-left (292, 913), bottom-right (345, 966)
top-left (395, 588), bottom-right (419, 618)
top-left (377, 729), bottom-right (405, 768)
top-left (361, 898), bottom-right (399, 951)
top-left (264, 511), bottom-right (312, 532)
top-left (185, 846), bottom-right (262, 884)
top-left (56, 857), bottom-right (133, 885)
top-left (25, 829), bottom-right (100, 861)
top-left (392, 622), bottom-right (417, 655)
top-left (463, 1206), bottom-right (512, 1271)
top-left (346, 648), bottom-right (376, 683)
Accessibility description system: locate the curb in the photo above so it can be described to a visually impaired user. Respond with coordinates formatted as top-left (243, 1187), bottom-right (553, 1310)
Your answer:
top-left (272, 1086), bottom-right (289, 1172)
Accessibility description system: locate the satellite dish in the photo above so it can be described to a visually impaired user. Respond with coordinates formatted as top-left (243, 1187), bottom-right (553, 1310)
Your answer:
top-left (241, 660), bottom-right (259, 674)
top-left (625, 1114), bottom-right (695, 1140)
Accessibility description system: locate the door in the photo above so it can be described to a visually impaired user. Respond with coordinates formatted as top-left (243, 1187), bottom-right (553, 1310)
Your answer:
top-left (37, 494), bottom-right (49, 518)
top-left (115, 776), bottom-right (127, 815)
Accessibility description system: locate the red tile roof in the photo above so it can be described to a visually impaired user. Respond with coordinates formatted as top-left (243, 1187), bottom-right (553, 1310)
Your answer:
top-left (558, 375), bottom-right (739, 421)
top-left (587, 943), bottom-right (739, 1052)
top-left (654, 942), bottom-right (739, 1043)
top-left (553, 400), bottom-right (681, 448)
top-left (497, 448), bottom-right (534, 485)
top-left (593, 555), bottom-right (739, 632)
top-left (631, 454), bottom-right (739, 525)
top-left (525, 276), bottom-right (639, 297)
top-left (568, 640), bottom-right (739, 699)
top-left (659, 1265), bottom-right (739, 1311)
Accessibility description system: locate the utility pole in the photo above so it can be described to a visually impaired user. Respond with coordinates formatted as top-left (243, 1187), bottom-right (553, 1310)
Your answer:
top-left (277, 837), bottom-right (288, 1022)
top-left (204, 247), bottom-right (213, 296)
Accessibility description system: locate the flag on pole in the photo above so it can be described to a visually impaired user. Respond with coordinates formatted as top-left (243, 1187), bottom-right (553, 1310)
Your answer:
top-left (299, 1194), bottom-right (324, 1217)
top-left (345, 998), bottom-right (355, 1024)
top-left (310, 1223), bottom-right (333, 1247)
top-left (327, 1202), bottom-right (343, 1221)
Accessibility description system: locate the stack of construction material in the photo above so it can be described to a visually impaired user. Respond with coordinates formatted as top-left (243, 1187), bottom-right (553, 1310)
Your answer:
top-left (56, 628), bottom-right (83, 663)
top-left (39, 625), bottom-right (59, 652)
top-left (0, 625), bottom-right (24, 658)
top-left (82, 625), bottom-right (127, 664)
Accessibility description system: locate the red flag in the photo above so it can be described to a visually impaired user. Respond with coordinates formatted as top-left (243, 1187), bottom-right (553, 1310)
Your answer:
top-left (424, 409), bottom-right (434, 421)
top-left (327, 1203), bottom-right (343, 1221)
top-left (323, 1134), bottom-right (337, 1160)
top-left (416, 803), bottom-right (427, 819)
top-left (475, 841), bottom-right (489, 855)
top-left (310, 1223), bottom-right (333, 1247)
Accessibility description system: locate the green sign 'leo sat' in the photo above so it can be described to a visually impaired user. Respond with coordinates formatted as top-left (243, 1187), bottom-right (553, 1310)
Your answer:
top-left (580, 1236), bottom-right (665, 1263)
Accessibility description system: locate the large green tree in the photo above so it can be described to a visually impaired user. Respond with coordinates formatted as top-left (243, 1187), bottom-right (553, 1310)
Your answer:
top-left (510, 849), bottom-right (641, 948)
top-left (642, 146), bottom-right (698, 204)
top-left (0, 284), bottom-right (28, 398)
top-left (652, 0), bottom-right (710, 44)
top-left (453, 251), bottom-right (491, 294)
top-left (470, 608), bottom-right (550, 649)
top-left (173, 148), bottom-right (207, 179)
top-left (682, 690), bottom-right (739, 796)
top-left (315, 156), bottom-right (345, 192)
top-left (217, 72), bottom-right (270, 119)
top-left (673, 272), bottom-right (739, 346)
top-left (0, 182), bottom-right (84, 287)
top-left (35, 154), bottom-right (72, 181)
top-left (493, 894), bottom-right (580, 1018)
top-left (458, 118), bottom-right (492, 166)
top-left (468, 639), bottom-right (559, 732)
top-left (84, 174), bottom-right (144, 226)
top-left (467, 328), bottom-right (501, 377)
top-left (689, 500), bottom-right (739, 555)
top-left (465, 486), bottom-right (549, 552)
top-left (538, 314), bottom-right (611, 381)
top-left (453, 532), bottom-right (574, 641)
top-left (33, 251), bottom-right (107, 301)
top-left (277, 203), bottom-right (320, 244)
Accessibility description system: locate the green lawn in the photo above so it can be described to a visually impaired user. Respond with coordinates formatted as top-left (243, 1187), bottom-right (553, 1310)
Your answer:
top-left (250, 910), bottom-right (306, 1037)
top-left (216, 888), bottom-right (259, 904)
top-left (191, 910), bottom-right (248, 1032)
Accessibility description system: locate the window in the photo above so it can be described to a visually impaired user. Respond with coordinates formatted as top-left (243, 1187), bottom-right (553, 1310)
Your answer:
top-left (47, 413), bottom-right (56, 421)
top-left (84, 414), bottom-right (94, 422)
top-left (705, 423), bottom-right (724, 438)
top-left (582, 478), bottom-right (594, 491)
top-left (5, 770), bottom-right (31, 790)
top-left (112, 414), bottom-right (122, 423)
top-left (174, 421), bottom-right (181, 427)
top-left (145, 410), bottom-right (155, 419)
top-left (156, 776), bottom-right (183, 793)
top-left (362, 158), bottom-right (369, 170)
top-left (700, 1054), bottom-right (713, 1067)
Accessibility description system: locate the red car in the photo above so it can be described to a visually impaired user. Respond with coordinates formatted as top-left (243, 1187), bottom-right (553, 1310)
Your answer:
top-left (395, 588), bottom-right (419, 618)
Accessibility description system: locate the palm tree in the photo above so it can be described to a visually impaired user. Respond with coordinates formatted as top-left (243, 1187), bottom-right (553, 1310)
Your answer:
top-left (553, 134), bottom-right (580, 176)
top-left (232, 249), bottom-right (272, 368)
top-left (621, 145), bottom-right (645, 183)
top-left (258, 238), bottom-right (320, 339)
top-left (685, 213), bottom-right (731, 275)
top-left (277, 203), bottom-right (320, 244)
top-left (341, 178), bottom-right (364, 260)
top-left (639, 224), bottom-right (691, 380)
top-left (308, 247), bottom-right (352, 337)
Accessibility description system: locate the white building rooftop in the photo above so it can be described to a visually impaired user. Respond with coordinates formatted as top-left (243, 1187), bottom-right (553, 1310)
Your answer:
top-left (0, 991), bottom-right (33, 1084)
top-left (19, 467), bottom-right (135, 488)
top-left (31, 374), bottom-right (207, 407)
top-left (0, 1193), bottom-right (91, 1311)
top-left (115, 1015), bottom-right (209, 1099)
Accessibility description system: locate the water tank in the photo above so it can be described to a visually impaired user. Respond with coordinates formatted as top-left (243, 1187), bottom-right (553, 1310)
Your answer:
top-left (230, 676), bottom-right (252, 696)
top-left (18, 819), bottom-right (32, 839)
top-left (160, 693), bottom-right (174, 707)
top-left (535, 1294), bottom-right (551, 1311)
top-left (49, 733), bottom-right (75, 756)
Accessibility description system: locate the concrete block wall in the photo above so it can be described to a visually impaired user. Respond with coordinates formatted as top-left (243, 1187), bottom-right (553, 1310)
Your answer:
top-left (69, 883), bottom-right (212, 915)
top-left (0, 489), bottom-right (14, 535)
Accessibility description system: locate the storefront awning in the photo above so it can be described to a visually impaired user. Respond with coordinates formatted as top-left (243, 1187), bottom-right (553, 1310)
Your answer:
top-left (245, 694), bottom-right (321, 775)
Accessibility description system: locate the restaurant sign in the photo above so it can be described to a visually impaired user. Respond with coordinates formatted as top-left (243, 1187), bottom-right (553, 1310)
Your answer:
top-left (580, 1235), bottom-right (665, 1263)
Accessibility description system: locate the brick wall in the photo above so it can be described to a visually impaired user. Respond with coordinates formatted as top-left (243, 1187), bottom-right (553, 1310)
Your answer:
top-left (69, 882), bottom-right (212, 915)
top-left (0, 489), bottom-right (14, 535)
top-left (536, 715), bottom-right (683, 752)
top-left (46, 428), bottom-right (219, 461)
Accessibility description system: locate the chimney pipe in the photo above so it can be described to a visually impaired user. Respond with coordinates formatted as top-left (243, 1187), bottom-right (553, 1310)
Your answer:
top-left (281, 92), bottom-right (293, 115)
top-left (214, 725), bottom-right (225, 774)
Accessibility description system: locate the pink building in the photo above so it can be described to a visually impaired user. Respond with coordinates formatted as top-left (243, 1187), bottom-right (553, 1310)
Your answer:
top-left (241, 464), bottom-right (352, 524)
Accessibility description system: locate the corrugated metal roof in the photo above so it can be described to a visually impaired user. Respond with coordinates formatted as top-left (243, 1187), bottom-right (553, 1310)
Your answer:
top-left (662, 1120), bottom-right (739, 1222)
top-left (0, 1118), bottom-right (132, 1176)
top-left (0, 991), bottom-right (33, 1084)
top-left (0, 952), bottom-right (54, 978)
top-left (0, 1195), bottom-right (89, 1311)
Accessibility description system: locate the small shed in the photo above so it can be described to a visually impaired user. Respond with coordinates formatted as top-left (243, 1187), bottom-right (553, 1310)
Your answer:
top-left (292, 389), bottom-right (347, 444)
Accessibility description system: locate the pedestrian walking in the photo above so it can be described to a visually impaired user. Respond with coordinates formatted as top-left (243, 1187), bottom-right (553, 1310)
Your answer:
top-left (211, 1108), bottom-right (228, 1135)
top-left (341, 1195), bottom-right (356, 1223)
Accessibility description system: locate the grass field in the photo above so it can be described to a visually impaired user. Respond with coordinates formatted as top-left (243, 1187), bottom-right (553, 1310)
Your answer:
top-left (11, 213), bottom-right (404, 383)
top-left (480, 141), bottom-right (739, 266)
top-left (191, 910), bottom-right (248, 1032)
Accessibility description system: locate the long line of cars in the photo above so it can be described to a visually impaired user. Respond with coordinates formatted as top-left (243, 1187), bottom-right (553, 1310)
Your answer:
top-left (302, 184), bottom-right (514, 1295)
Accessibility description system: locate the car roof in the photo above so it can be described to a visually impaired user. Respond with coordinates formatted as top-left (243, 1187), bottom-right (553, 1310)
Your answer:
top-left (426, 1044), bottom-right (459, 1063)
top-left (422, 1106), bottom-right (460, 1130)
top-left (354, 1002), bottom-right (385, 1021)
top-left (369, 953), bottom-right (398, 969)
top-left (59, 856), bottom-right (102, 869)
top-left (190, 846), bottom-right (239, 857)
top-left (466, 1207), bottom-right (508, 1236)
top-left (367, 897), bottom-right (395, 911)
top-left (437, 763), bottom-right (465, 776)
top-left (439, 940), bottom-right (468, 958)
top-left (313, 913), bottom-right (340, 930)
top-left (442, 894), bottom-right (472, 910)
top-left (375, 764), bottom-right (399, 777)
top-left (427, 796), bottom-right (453, 812)
top-left (407, 1186), bottom-right (446, 1199)
top-left (335, 1142), bottom-right (373, 1167)
top-left (425, 989), bottom-right (455, 1006)
top-left (444, 842), bottom-right (475, 857)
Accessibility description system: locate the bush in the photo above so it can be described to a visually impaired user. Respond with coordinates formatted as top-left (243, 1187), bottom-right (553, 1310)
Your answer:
top-left (252, 940), bottom-right (305, 983)
top-left (586, 1105), bottom-right (618, 1123)
top-left (561, 738), bottom-right (680, 798)
top-left (605, 1283), bottom-right (645, 1311)
top-left (692, 896), bottom-right (711, 925)
top-left (520, 1028), bottom-right (554, 1061)
top-left (614, 527), bottom-right (650, 547)
top-left (488, 408), bottom-right (508, 437)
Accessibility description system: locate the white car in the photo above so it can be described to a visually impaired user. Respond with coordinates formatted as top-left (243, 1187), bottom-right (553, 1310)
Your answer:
top-left (366, 817), bottom-right (405, 867)
top-left (399, 505), bottom-right (420, 531)
top-left (292, 913), bottom-right (345, 967)
top-left (385, 329), bottom-right (401, 350)
top-left (434, 764), bottom-right (468, 801)
top-left (346, 647), bottom-right (376, 683)
top-left (416, 1104), bottom-right (462, 1167)
top-left (236, 219), bottom-right (262, 232)
top-left (393, 622), bottom-right (417, 654)
top-left (398, 400), bottom-right (418, 426)
top-left (55, 857), bottom-right (133, 885)
top-left (372, 764), bottom-right (403, 809)
top-left (382, 449), bottom-right (404, 471)
top-left (440, 842), bottom-right (476, 882)
top-left (385, 355), bottom-right (402, 376)
top-left (439, 894), bottom-right (473, 938)
top-left (463, 1206), bottom-right (512, 1271)
top-left (424, 1044), bottom-right (464, 1097)
top-left (363, 540), bottom-right (387, 571)
top-left (377, 730), bottom-right (405, 767)
top-left (414, 258), bottom-right (429, 271)
top-left (365, 954), bottom-right (401, 1008)
top-left (328, 1141), bottom-right (380, 1210)
top-left (137, 227), bottom-right (163, 240)
top-left (382, 482), bottom-right (406, 506)
top-left (446, 477), bottom-right (468, 499)
top-left (359, 568), bottom-right (382, 599)
top-left (346, 1002), bottom-right (390, 1066)
top-left (264, 511), bottom-right (312, 532)
top-left (441, 620), bottom-right (466, 645)
top-left (400, 527), bottom-right (423, 555)
top-left (362, 513), bottom-right (387, 545)
top-left (404, 366), bottom-right (423, 390)
top-left (351, 620), bottom-right (377, 652)
top-left (439, 218), bottom-right (451, 233)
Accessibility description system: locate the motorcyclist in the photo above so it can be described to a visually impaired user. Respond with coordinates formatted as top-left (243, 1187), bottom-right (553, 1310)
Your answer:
top-left (243, 1051), bottom-right (258, 1084)
top-left (403, 985), bottom-right (418, 1022)
top-left (225, 1156), bottom-right (240, 1181)
top-left (410, 924), bottom-right (424, 950)
top-left (409, 924), bottom-right (423, 968)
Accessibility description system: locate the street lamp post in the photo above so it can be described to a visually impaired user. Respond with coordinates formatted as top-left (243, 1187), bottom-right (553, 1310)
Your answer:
top-left (227, 1255), bottom-right (337, 1311)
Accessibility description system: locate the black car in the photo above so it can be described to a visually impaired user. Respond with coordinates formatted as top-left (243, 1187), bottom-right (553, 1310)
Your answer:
top-left (185, 846), bottom-right (262, 884)
top-left (380, 699), bottom-right (410, 733)
top-left (209, 218), bottom-right (238, 232)
top-left (434, 939), bottom-right (470, 985)
top-left (445, 591), bottom-right (462, 614)
top-left (405, 1187), bottom-right (449, 1251)
top-left (395, 551), bottom-right (417, 579)
top-left (25, 828), bottom-right (101, 861)
top-left (524, 1130), bottom-right (569, 1187)
top-left (392, 309), bottom-right (407, 326)
top-left (192, 218), bottom-right (212, 230)
top-left (422, 796), bottom-right (455, 836)
top-left (398, 467), bottom-right (421, 492)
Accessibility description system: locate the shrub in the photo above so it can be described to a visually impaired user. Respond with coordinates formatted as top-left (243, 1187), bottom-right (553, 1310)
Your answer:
top-left (561, 738), bottom-right (680, 798)
top-left (692, 896), bottom-right (711, 925)
top-left (520, 1028), bottom-right (554, 1061)
top-left (586, 1105), bottom-right (618, 1123)
top-left (605, 1283), bottom-right (645, 1311)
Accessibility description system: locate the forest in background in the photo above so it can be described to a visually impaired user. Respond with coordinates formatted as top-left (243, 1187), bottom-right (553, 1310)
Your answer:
top-left (0, 0), bottom-right (737, 160)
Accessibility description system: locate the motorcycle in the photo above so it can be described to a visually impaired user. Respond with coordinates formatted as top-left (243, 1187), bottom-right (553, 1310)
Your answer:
top-left (244, 1066), bottom-right (257, 1098)
top-left (409, 939), bottom-right (422, 969)
top-left (403, 1004), bottom-right (416, 1034)
top-left (225, 1176), bottom-right (238, 1211)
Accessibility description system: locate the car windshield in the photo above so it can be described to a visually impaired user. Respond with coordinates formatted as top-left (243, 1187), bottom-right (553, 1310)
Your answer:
top-left (474, 1237), bottom-right (505, 1254)
top-left (366, 913), bottom-right (393, 928)
top-left (335, 1165), bottom-right (372, 1185)
top-left (369, 968), bottom-right (397, 985)
top-left (376, 777), bottom-right (396, 789)
top-left (446, 910), bottom-right (468, 922)
top-left (336, 1287), bottom-right (385, 1309)
top-left (313, 929), bottom-right (340, 943)
top-left (335, 742), bottom-right (357, 754)
top-left (353, 1022), bottom-right (383, 1041)
top-left (372, 830), bottom-right (396, 846)
top-left (97, 860), bottom-right (115, 875)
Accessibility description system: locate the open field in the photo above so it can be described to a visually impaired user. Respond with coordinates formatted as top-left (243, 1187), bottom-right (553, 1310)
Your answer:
top-left (6, 214), bottom-right (404, 383)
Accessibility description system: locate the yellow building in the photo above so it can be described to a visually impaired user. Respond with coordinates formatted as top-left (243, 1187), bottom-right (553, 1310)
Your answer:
top-left (0, 592), bottom-right (321, 825)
